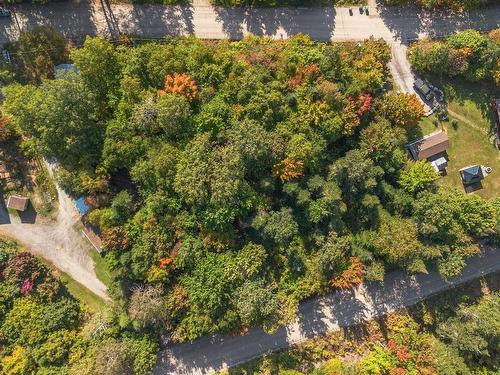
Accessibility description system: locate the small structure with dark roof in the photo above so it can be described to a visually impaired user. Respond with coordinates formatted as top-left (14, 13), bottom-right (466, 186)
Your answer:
top-left (407, 130), bottom-right (449, 161)
top-left (6, 195), bottom-right (29, 211)
top-left (460, 165), bottom-right (492, 185)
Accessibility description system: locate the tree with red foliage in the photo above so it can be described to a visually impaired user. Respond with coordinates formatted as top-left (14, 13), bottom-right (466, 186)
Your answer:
top-left (3, 252), bottom-right (61, 300)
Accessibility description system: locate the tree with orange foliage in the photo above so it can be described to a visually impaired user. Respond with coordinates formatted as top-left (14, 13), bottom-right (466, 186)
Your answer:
top-left (375, 92), bottom-right (424, 127)
top-left (330, 257), bottom-right (364, 289)
top-left (158, 73), bottom-right (198, 101)
top-left (273, 157), bottom-right (304, 183)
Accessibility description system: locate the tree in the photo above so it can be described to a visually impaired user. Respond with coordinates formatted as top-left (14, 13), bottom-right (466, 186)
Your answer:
top-left (398, 160), bottom-right (439, 194)
top-left (158, 73), bottom-right (198, 101)
top-left (371, 214), bottom-right (423, 270)
top-left (92, 339), bottom-right (130, 375)
top-left (329, 149), bottom-right (384, 200)
top-left (32, 329), bottom-right (76, 367)
top-left (15, 26), bottom-right (67, 82)
top-left (235, 279), bottom-right (280, 329)
top-left (437, 292), bottom-right (500, 365)
top-left (3, 75), bottom-right (103, 167)
top-left (252, 208), bottom-right (299, 245)
top-left (315, 233), bottom-right (350, 281)
top-left (180, 252), bottom-right (235, 329)
top-left (154, 93), bottom-right (192, 140)
top-left (128, 285), bottom-right (168, 329)
top-left (0, 346), bottom-right (33, 375)
top-left (375, 92), bottom-right (424, 127)
top-left (225, 119), bottom-right (276, 178)
top-left (130, 144), bottom-right (180, 197)
top-left (71, 36), bottom-right (121, 114)
top-left (359, 118), bottom-right (406, 163)
top-left (273, 157), bottom-right (304, 183)
top-left (110, 191), bottom-right (133, 223)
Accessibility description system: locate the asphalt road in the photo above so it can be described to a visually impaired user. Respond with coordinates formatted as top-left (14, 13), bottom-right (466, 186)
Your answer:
top-left (155, 247), bottom-right (500, 374)
top-left (0, 0), bottom-right (499, 44)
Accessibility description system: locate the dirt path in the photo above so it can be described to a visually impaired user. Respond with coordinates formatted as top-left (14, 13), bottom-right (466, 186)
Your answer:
top-left (447, 109), bottom-right (490, 134)
top-left (0, 169), bottom-right (109, 300)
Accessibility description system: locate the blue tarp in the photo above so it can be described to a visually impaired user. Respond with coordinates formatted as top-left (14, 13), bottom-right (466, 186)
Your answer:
top-left (75, 197), bottom-right (90, 216)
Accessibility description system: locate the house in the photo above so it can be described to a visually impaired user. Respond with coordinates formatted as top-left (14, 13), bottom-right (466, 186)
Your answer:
top-left (407, 130), bottom-right (449, 161)
top-left (6, 195), bottom-right (29, 211)
top-left (460, 165), bottom-right (492, 185)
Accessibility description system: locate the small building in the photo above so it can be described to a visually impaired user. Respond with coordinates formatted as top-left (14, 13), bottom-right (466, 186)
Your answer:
top-left (460, 165), bottom-right (492, 185)
top-left (430, 156), bottom-right (447, 172)
top-left (6, 195), bottom-right (29, 211)
top-left (75, 196), bottom-right (91, 217)
top-left (407, 130), bottom-right (449, 161)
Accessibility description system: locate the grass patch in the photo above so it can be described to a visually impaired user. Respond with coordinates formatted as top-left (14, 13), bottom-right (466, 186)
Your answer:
top-left (55, 268), bottom-right (108, 312)
top-left (410, 79), bottom-right (500, 199)
top-left (89, 247), bottom-right (113, 289)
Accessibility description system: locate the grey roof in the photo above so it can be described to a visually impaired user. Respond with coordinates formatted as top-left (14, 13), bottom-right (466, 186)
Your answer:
top-left (460, 165), bottom-right (483, 183)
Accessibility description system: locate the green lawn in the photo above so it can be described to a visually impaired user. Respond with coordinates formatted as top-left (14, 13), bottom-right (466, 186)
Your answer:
top-left (411, 79), bottom-right (500, 200)
top-left (55, 269), bottom-right (108, 312)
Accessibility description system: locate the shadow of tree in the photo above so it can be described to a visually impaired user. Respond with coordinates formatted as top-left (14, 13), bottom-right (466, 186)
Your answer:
top-left (4, 1), bottom-right (97, 43)
top-left (376, 0), bottom-right (500, 46)
top-left (213, 5), bottom-right (335, 40)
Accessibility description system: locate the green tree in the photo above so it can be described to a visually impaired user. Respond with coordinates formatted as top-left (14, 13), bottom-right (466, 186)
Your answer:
top-left (15, 26), bottom-right (67, 82)
top-left (71, 37), bottom-right (121, 114)
top-left (235, 279), bottom-right (280, 329)
top-left (438, 292), bottom-right (500, 365)
top-left (252, 208), bottom-right (299, 245)
top-left (3, 75), bottom-right (103, 167)
top-left (399, 160), bottom-right (439, 194)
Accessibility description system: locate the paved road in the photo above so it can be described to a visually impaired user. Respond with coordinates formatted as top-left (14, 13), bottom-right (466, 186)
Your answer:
top-left (0, 162), bottom-right (109, 300)
top-left (155, 247), bottom-right (500, 374)
top-left (0, 0), bottom-right (499, 44)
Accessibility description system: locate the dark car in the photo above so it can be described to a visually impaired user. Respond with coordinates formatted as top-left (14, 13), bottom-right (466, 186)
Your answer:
top-left (0, 8), bottom-right (11, 17)
top-left (414, 78), bottom-right (434, 101)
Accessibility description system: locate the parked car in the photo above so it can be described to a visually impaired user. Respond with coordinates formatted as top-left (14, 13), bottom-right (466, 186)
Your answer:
top-left (414, 78), bottom-right (434, 101)
top-left (0, 8), bottom-right (10, 17)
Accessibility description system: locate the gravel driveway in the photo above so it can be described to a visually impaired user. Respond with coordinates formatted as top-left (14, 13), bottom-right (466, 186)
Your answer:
top-left (0, 179), bottom-right (109, 300)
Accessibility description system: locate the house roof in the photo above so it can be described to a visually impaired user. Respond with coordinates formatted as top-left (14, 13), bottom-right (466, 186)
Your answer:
top-left (6, 195), bottom-right (29, 211)
top-left (407, 130), bottom-right (449, 160)
top-left (460, 165), bottom-right (484, 183)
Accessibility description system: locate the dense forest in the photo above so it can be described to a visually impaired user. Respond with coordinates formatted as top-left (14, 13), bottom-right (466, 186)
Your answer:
top-left (0, 240), bottom-right (158, 375)
top-left (409, 29), bottom-right (500, 85)
top-left (2, 30), bottom-right (500, 354)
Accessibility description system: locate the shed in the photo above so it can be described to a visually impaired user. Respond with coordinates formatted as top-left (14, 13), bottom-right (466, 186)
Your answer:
top-left (407, 130), bottom-right (449, 160)
top-left (75, 197), bottom-right (91, 216)
top-left (460, 165), bottom-right (484, 185)
top-left (6, 195), bottom-right (29, 211)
